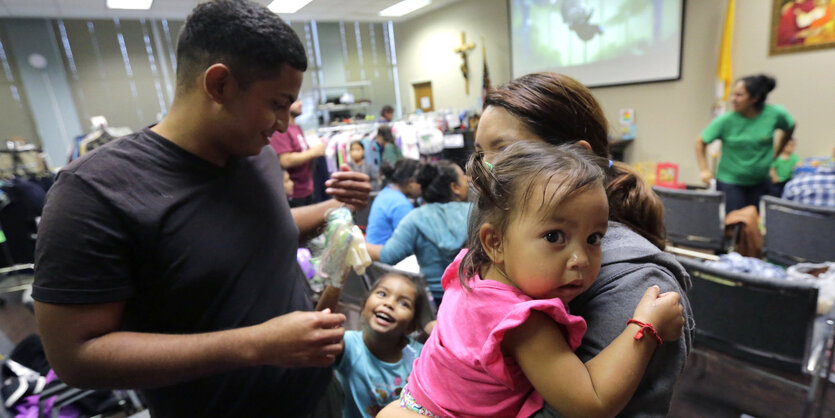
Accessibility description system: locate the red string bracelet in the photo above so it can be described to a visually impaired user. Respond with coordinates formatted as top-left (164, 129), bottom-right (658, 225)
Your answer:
top-left (626, 319), bottom-right (663, 345)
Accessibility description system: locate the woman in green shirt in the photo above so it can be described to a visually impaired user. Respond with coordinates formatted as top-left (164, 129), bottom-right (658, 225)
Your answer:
top-left (695, 74), bottom-right (795, 212)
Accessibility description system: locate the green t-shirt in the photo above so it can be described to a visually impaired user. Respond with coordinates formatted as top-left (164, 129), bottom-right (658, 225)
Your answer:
top-left (770, 153), bottom-right (800, 183)
top-left (382, 143), bottom-right (403, 165)
top-left (702, 104), bottom-right (795, 185)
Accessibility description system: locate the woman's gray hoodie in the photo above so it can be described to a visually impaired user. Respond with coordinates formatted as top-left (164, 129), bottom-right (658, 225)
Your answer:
top-left (541, 221), bottom-right (694, 417)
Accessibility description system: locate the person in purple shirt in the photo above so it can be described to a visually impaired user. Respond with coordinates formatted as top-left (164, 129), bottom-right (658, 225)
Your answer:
top-left (270, 100), bottom-right (326, 207)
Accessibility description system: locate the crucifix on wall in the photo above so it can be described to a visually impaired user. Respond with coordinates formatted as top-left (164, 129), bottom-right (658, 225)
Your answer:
top-left (453, 32), bottom-right (475, 95)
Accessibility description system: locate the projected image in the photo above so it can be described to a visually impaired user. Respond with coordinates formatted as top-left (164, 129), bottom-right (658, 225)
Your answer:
top-left (511, 0), bottom-right (684, 87)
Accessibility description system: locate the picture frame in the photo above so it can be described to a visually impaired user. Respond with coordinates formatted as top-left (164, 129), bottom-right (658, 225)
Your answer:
top-left (770, 0), bottom-right (835, 55)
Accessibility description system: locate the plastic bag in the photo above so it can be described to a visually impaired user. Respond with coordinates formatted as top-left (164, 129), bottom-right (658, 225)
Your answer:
top-left (786, 262), bottom-right (835, 315)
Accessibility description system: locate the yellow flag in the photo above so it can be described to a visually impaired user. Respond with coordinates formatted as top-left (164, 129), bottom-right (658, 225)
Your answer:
top-left (717, 0), bottom-right (735, 102)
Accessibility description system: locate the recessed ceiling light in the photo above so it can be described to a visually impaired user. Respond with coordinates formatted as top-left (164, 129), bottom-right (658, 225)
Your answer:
top-left (106, 0), bottom-right (153, 10)
top-left (379, 0), bottom-right (431, 17)
top-left (268, 0), bottom-right (314, 14)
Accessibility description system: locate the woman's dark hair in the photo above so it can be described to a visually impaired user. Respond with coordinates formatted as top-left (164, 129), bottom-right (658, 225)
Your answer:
top-left (484, 73), bottom-right (609, 158)
top-left (605, 162), bottom-right (666, 249)
top-left (381, 158), bottom-right (422, 189)
top-left (738, 74), bottom-right (776, 110)
top-left (376, 125), bottom-right (395, 145)
top-left (460, 141), bottom-right (607, 282)
top-left (485, 72), bottom-right (666, 249)
top-left (364, 273), bottom-right (426, 333)
top-left (416, 160), bottom-right (461, 204)
top-left (176, 0), bottom-right (307, 92)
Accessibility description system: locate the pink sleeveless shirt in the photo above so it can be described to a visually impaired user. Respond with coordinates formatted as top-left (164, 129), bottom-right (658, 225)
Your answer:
top-left (408, 250), bottom-right (587, 418)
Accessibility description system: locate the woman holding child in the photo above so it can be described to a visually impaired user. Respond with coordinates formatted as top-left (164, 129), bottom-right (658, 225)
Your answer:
top-left (380, 73), bottom-right (693, 417)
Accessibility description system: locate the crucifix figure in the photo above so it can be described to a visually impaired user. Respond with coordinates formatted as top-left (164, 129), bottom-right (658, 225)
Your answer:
top-left (453, 32), bottom-right (475, 95)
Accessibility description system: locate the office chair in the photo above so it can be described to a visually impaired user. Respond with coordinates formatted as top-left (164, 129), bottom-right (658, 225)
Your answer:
top-left (678, 256), bottom-right (835, 417)
top-left (653, 187), bottom-right (735, 253)
top-left (761, 195), bottom-right (835, 266)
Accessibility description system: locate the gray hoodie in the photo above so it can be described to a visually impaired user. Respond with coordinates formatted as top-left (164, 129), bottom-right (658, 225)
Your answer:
top-left (539, 221), bottom-right (694, 418)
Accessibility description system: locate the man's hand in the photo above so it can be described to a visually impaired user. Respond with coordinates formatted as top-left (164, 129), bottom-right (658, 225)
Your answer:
top-left (326, 164), bottom-right (371, 212)
top-left (253, 309), bottom-right (346, 368)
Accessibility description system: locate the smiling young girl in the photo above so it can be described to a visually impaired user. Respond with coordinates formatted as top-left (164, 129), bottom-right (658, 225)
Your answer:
top-left (335, 273), bottom-right (426, 418)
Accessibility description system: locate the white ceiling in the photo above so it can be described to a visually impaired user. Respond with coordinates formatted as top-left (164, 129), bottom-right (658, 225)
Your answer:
top-left (0, 0), bottom-right (460, 22)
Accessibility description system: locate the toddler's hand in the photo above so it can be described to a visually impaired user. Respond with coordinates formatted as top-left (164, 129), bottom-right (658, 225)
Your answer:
top-left (632, 285), bottom-right (684, 342)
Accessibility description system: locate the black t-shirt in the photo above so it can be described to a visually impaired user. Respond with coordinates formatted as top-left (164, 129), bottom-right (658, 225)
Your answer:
top-left (33, 128), bottom-right (330, 417)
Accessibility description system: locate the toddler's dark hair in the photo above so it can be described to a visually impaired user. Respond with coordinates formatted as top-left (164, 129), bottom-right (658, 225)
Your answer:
top-left (350, 140), bottom-right (364, 150)
top-left (459, 141), bottom-right (606, 283)
top-left (486, 73), bottom-right (666, 249)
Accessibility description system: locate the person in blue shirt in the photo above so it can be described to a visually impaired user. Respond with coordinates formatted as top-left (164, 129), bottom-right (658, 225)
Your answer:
top-left (368, 160), bottom-right (471, 306)
top-left (366, 159), bottom-right (422, 245)
top-left (335, 273), bottom-right (426, 418)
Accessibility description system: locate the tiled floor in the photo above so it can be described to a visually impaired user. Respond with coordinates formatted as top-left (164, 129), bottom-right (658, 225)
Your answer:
top-left (669, 347), bottom-right (835, 417)
top-left (0, 289), bottom-right (37, 357)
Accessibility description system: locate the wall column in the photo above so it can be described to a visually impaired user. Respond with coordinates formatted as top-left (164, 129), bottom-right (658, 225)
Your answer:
top-left (3, 19), bottom-right (83, 167)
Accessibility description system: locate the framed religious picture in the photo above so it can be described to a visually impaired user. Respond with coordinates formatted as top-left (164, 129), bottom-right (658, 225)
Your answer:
top-left (770, 0), bottom-right (835, 55)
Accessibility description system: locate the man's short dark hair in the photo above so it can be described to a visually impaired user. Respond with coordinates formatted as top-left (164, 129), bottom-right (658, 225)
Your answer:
top-left (176, 0), bottom-right (308, 91)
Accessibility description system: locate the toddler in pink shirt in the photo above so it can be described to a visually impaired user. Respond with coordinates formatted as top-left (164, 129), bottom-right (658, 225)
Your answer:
top-left (379, 141), bottom-right (685, 418)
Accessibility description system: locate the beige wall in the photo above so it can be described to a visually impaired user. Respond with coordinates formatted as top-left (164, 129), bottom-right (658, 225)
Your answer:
top-left (394, 0), bottom-right (511, 114)
top-left (396, 0), bottom-right (835, 185)
top-left (732, 0), bottom-right (835, 163)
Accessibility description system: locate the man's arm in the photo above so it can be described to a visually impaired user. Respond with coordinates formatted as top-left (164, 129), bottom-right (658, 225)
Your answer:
top-left (36, 300), bottom-right (346, 390)
top-left (279, 142), bottom-right (326, 168)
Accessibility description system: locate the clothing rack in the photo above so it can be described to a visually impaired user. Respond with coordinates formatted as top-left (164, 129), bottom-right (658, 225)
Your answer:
top-left (317, 121), bottom-right (379, 134)
top-left (318, 123), bottom-right (381, 174)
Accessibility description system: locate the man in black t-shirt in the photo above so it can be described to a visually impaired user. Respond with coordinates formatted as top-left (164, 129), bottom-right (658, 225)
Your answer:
top-left (32, 1), bottom-right (370, 417)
